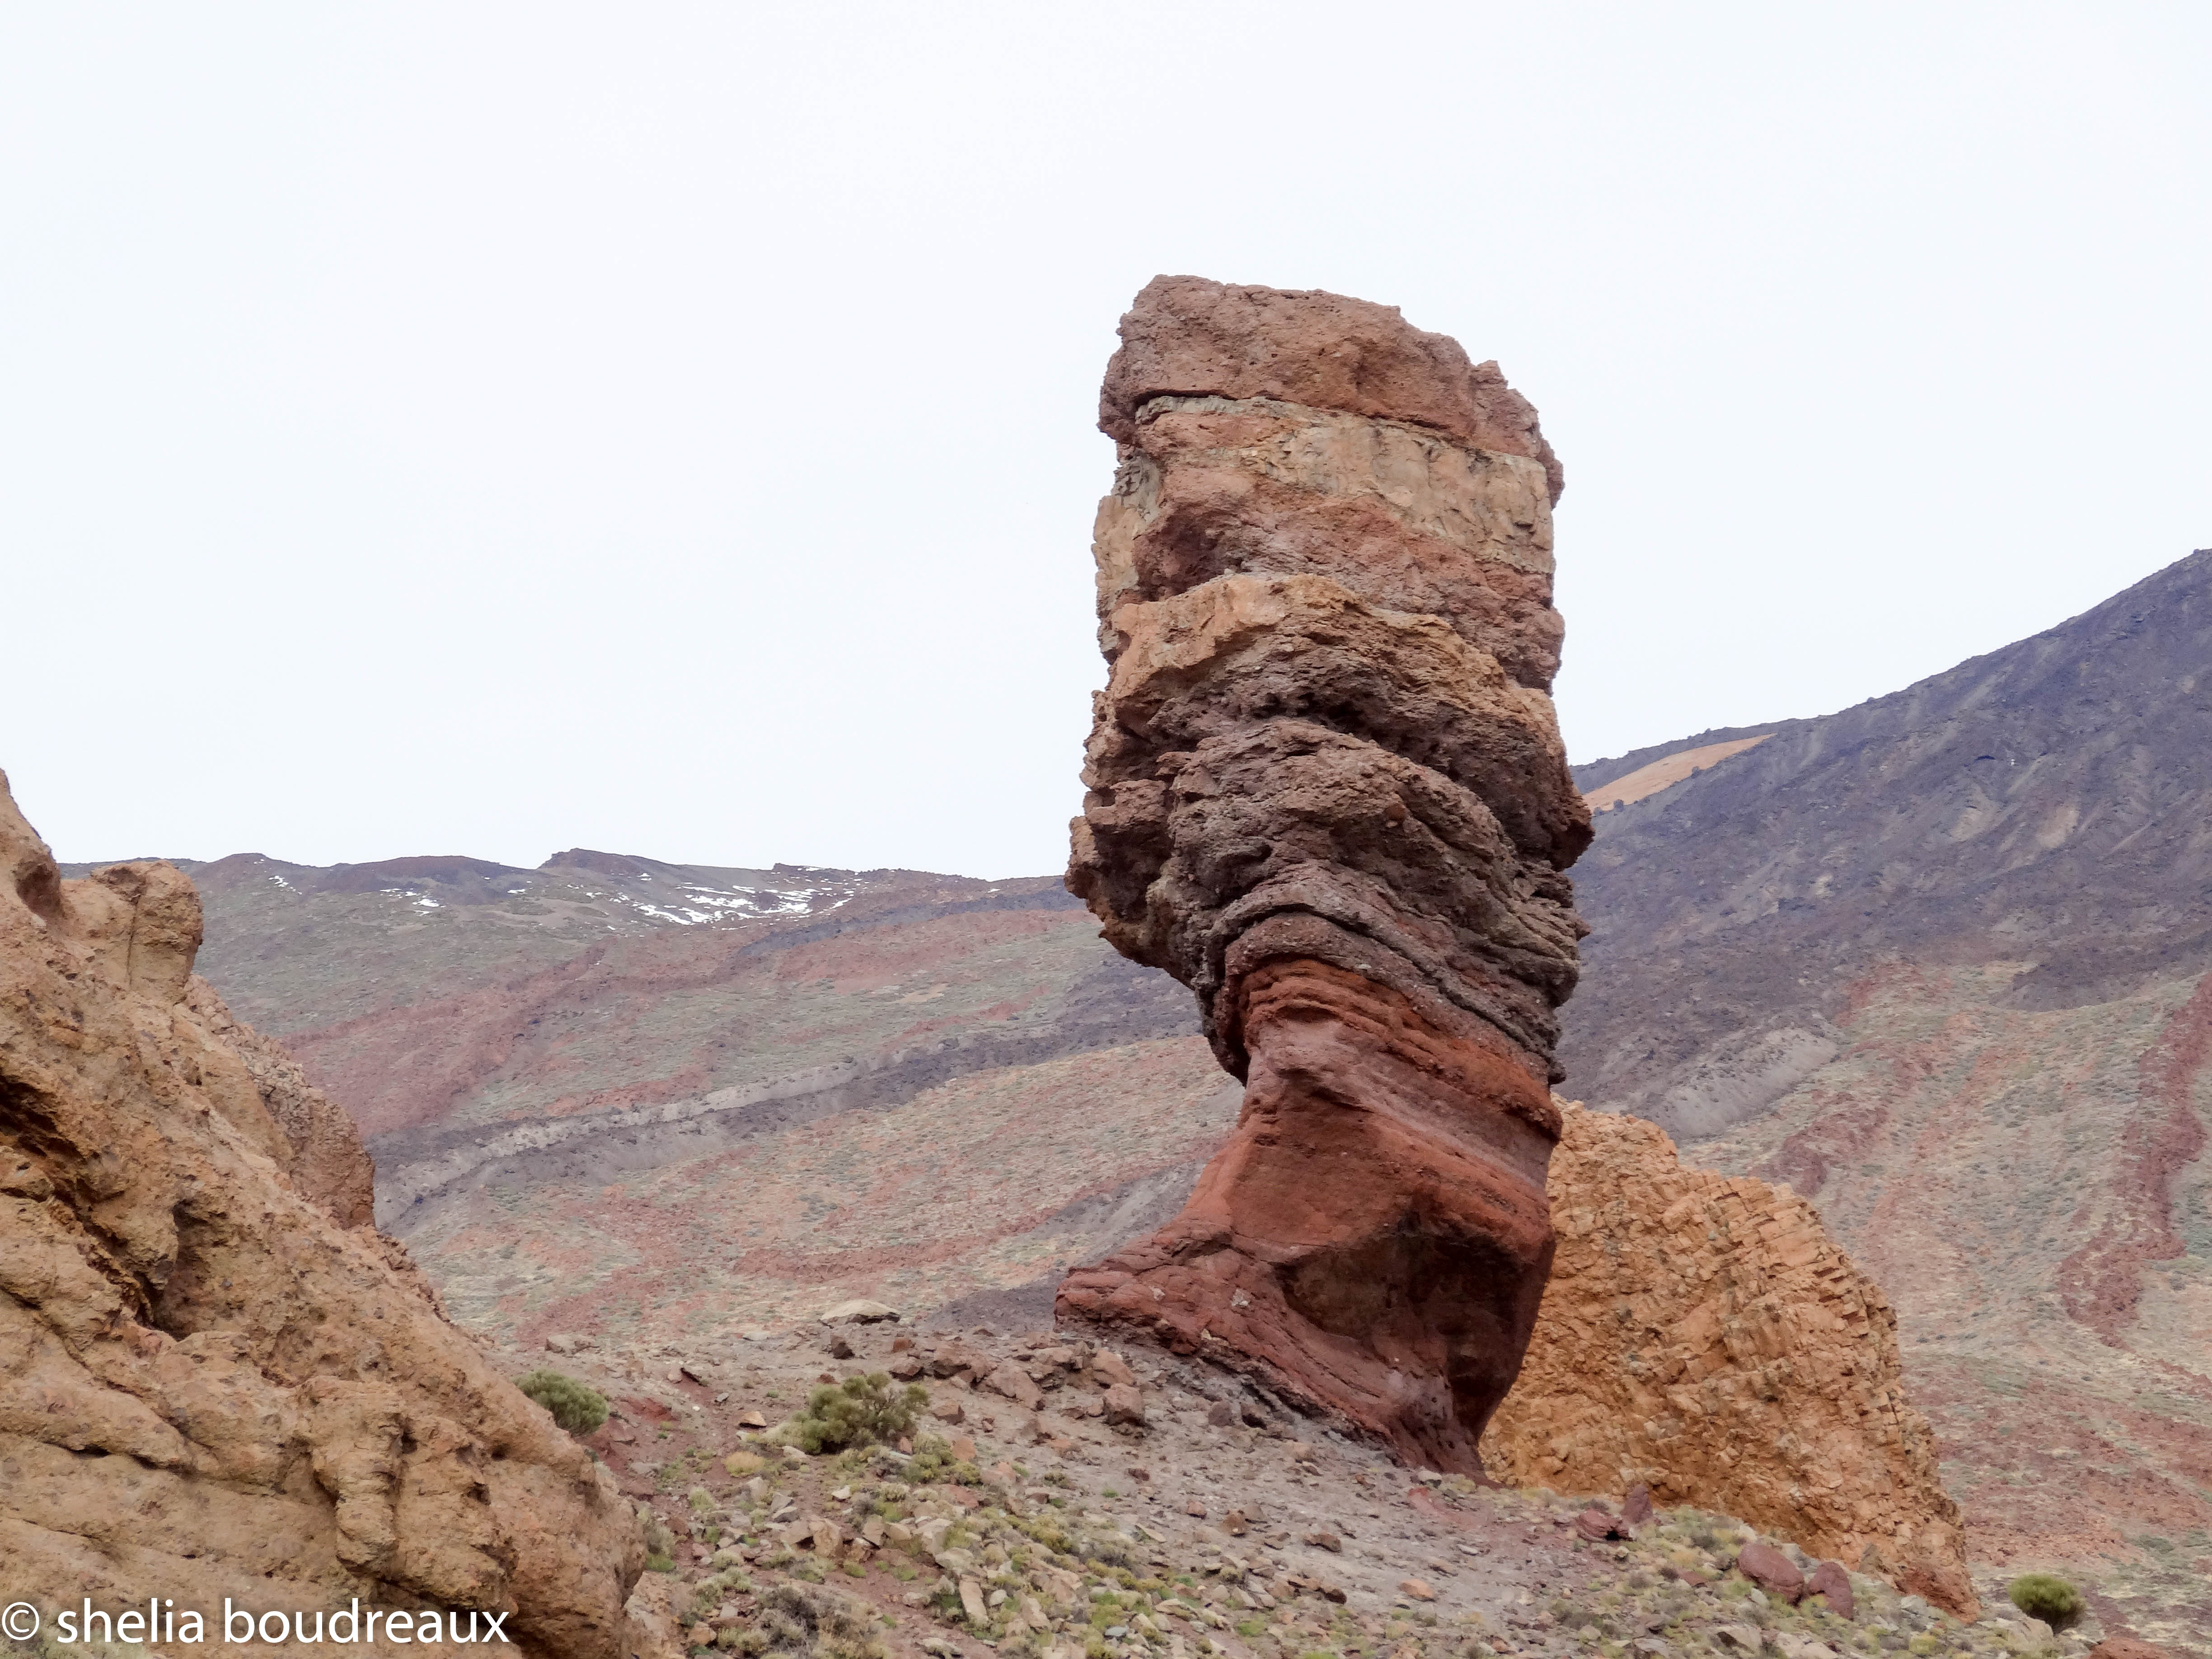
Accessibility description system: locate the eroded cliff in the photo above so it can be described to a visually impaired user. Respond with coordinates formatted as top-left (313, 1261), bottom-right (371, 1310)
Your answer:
top-left (0, 771), bottom-right (642, 1658)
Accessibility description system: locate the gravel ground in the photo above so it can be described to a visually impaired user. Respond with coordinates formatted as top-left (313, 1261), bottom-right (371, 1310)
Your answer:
top-left (505, 1320), bottom-right (2106, 1659)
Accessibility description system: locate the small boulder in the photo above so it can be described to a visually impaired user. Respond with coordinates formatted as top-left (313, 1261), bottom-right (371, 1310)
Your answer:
top-left (1398, 1579), bottom-right (1437, 1603)
top-left (2087, 1644), bottom-right (2171, 1659)
top-left (1102, 1382), bottom-right (1147, 1425)
top-left (1621, 1483), bottom-right (1655, 1527)
top-left (1303, 1530), bottom-right (1342, 1552)
top-left (931, 1398), bottom-right (966, 1425)
top-left (1736, 1541), bottom-right (1806, 1603)
top-left (888, 1353), bottom-right (924, 1380)
top-left (958, 1579), bottom-right (989, 1626)
top-left (1092, 1350), bottom-right (1138, 1388)
top-left (1576, 1507), bottom-right (1630, 1542)
top-left (1206, 1400), bottom-right (1236, 1428)
top-left (1806, 1560), bottom-right (1855, 1620)
top-left (928, 1339), bottom-right (995, 1379)
top-left (818, 1299), bottom-right (901, 1325)
top-left (984, 1359), bottom-right (1044, 1411)
top-left (825, 1332), bottom-right (856, 1360)
top-left (1713, 1626), bottom-right (1763, 1654)
top-left (544, 1331), bottom-right (595, 1355)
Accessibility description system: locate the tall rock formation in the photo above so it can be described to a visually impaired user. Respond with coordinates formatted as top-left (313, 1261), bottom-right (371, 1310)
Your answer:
top-left (1060, 277), bottom-right (1590, 1471)
top-left (1481, 1104), bottom-right (1977, 1617)
top-left (0, 772), bottom-right (642, 1657)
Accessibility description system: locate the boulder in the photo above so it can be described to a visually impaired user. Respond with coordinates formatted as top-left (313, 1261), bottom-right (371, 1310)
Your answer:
top-left (0, 772), bottom-right (642, 1659)
top-left (2087, 1642), bottom-right (2170, 1659)
top-left (1102, 1383), bottom-right (1147, 1426)
top-left (1576, 1507), bottom-right (1631, 1542)
top-left (1735, 1542), bottom-right (1805, 1603)
top-left (1480, 1103), bottom-right (1978, 1618)
top-left (927, 1339), bottom-right (995, 1379)
top-left (818, 1299), bottom-right (901, 1326)
top-left (984, 1360), bottom-right (1044, 1411)
top-left (1806, 1561), bottom-right (1855, 1619)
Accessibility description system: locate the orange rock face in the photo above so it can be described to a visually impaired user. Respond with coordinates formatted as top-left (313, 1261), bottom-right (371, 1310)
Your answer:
top-left (1061, 277), bottom-right (1589, 1467)
top-left (0, 772), bottom-right (643, 1658)
top-left (1480, 1104), bottom-right (1977, 1618)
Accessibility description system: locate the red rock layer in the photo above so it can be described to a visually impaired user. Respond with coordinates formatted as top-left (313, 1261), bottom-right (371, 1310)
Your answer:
top-left (1062, 277), bottom-right (1588, 1466)
top-left (1058, 961), bottom-right (1558, 1469)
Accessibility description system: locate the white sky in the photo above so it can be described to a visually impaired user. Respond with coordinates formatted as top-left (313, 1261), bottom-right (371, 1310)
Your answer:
top-left (3, 4), bottom-right (2206, 877)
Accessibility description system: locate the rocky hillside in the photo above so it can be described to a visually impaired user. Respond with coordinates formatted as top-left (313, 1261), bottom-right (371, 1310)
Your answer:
top-left (118, 846), bottom-right (1230, 1346)
top-left (526, 1314), bottom-right (2086, 1659)
top-left (1560, 549), bottom-right (2212, 1637)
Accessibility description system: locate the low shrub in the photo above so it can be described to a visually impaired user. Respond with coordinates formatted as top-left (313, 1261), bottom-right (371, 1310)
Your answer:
top-left (786, 1373), bottom-right (928, 1455)
top-left (2008, 1573), bottom-right (2085, 1631)
top-left (757, 1584), bottom-right (884, 1659)
top-left (517, 1368), bottom-right (609, 1435)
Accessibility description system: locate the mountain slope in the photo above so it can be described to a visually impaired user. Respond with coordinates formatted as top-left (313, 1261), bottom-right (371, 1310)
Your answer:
top-left (143, 844), bottom-right (1230, 1342)
top-left (1564, 547), bottom-right (2212, 1135)
top-left (1560, 548), bottom-right (2212, 1627)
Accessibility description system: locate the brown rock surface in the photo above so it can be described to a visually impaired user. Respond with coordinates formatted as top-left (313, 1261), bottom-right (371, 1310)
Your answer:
top-left (1480, 1103), bottom-right (1975, 1618)
top-left (1061, 277), bottom-right (1589, 1471)
top-left (0, 771), bottom-right (642, 1657)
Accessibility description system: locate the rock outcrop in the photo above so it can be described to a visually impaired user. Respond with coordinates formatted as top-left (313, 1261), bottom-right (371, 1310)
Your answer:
top-left (0, 772), bottom-right (642, 1657)
top-left (1480, 1103), bottom-right (1976, 1618)
top-left (1060, 276), bottom-right (1590, 1471)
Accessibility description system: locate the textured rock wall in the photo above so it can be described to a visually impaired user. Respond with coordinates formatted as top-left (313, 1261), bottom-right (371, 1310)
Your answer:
top-left (1481, 1103), bottom-right (1976, 1617)
top-left (0, 771), bottom-right (642, 1658)
top-left (1060, 277), bottom-right (1590, 1471)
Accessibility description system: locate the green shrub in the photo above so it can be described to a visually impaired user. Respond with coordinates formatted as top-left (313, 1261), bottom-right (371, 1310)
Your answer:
top-left (2008, 1573), bottom-right (2085, 1631)
top-left (786, 1373), bottom-right (928, 1455)
top-left (517, 1368), bottom-right (609, 1435)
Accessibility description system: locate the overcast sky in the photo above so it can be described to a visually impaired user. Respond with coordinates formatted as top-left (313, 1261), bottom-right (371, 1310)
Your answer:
top-left (4, 4), bottom-right (2205, 877)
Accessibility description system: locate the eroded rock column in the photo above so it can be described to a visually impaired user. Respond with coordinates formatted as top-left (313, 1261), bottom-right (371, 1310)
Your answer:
top-left (1058, 277), bottom-right (1590, 1471)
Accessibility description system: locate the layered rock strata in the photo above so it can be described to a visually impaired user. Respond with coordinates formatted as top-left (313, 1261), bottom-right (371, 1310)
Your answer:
top-left (0, 772), bottom-right (642, 1658)
top-left (1480, 1103), bottom-right (1977, 1618)
top-left (1060, 277), bottom-right (1590, 1471)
